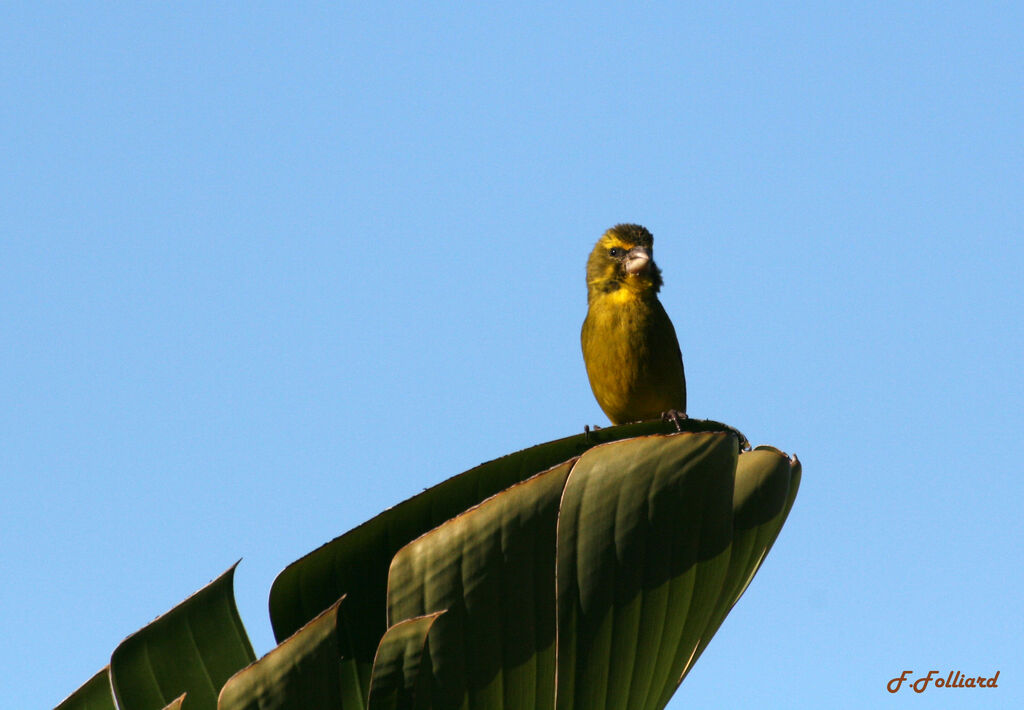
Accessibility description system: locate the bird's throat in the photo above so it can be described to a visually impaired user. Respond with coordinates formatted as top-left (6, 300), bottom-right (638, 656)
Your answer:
top-left (595, 280), bottom-right (652, 307)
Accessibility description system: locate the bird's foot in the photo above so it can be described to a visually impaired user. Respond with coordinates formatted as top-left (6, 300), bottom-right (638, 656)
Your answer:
top-left (660, 409), bottom-right (688, 432)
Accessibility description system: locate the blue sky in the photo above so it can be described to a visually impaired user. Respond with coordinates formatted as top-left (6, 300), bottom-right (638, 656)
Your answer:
top-left (3, 3), bottom-right (1021, 709)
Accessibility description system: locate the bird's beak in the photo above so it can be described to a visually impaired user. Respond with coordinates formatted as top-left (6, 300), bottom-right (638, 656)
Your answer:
top-left (623, 246), bottom-right (652, 275)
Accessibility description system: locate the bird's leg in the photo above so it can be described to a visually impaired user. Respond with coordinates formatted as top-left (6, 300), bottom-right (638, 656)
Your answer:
top-left (661, 409), bottom-right (688, 432)
top-left (583, 424), bottom-right (602, 444)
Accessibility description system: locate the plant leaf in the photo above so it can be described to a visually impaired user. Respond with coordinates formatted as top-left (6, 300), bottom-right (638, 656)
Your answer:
top-left (384, 459), bottom-right (575, 710)
top-left (674, 446), bottom-right (802, 691)
top-left (54, 667), bottom-right (114, 710)
top-left (367, 612), bottom-right (445, 710)
top-left (161, 695), bottom-right (187, 710)
top-left (218, 596), bottom-right (355, 710)
top-left (110, 563), bottom-right (255, 710)
top-left (268, 420), bottom-right (736, 701)
top-left (555, 431), bottom-right (739, 710)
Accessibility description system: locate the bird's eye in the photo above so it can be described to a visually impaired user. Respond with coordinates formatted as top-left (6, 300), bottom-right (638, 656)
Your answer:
top-left (609, 247), bottom-right (624, 258)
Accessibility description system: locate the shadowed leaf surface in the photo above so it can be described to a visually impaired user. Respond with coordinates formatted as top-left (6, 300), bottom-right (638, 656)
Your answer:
top-left (556, 432), bottom-right (737, 710)
top-left (675, 445), bottom-right (801, 692)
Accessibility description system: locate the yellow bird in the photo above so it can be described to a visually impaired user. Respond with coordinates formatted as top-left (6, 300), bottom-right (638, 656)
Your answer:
top-left (581, 224), bottom-right (687, 425)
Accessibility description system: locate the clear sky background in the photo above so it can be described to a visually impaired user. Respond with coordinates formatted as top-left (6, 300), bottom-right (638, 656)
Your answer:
top-left (3, 3), bottom-right (1021, 709)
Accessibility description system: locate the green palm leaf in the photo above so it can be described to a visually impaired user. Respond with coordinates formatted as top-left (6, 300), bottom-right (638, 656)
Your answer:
top-left (109, 563), bottom-right (255, 710)
top-left (267, 420), bottom-right (734, 700)
top-left (218, 596), bottom-right (356, 710)
top-left (56, 421), bottom-right (796, 710)
top-left (55, 667), bottom-right (115, 710)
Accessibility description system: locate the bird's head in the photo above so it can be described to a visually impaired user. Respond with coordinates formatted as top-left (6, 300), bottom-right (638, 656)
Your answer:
top-left (586, 223), bottom-right (663, 301)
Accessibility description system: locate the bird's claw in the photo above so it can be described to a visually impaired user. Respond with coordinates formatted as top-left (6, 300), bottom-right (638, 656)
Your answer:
top-left (661, 409), bottom-right (688, 432)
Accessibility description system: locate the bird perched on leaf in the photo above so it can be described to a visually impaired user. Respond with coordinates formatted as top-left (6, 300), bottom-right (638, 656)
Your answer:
top-left (581, 223), bottom-right (687, 426)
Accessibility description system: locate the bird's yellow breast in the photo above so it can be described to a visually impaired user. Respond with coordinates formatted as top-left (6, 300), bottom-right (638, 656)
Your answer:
top-left (581, 286), bottom-right (686, 425)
